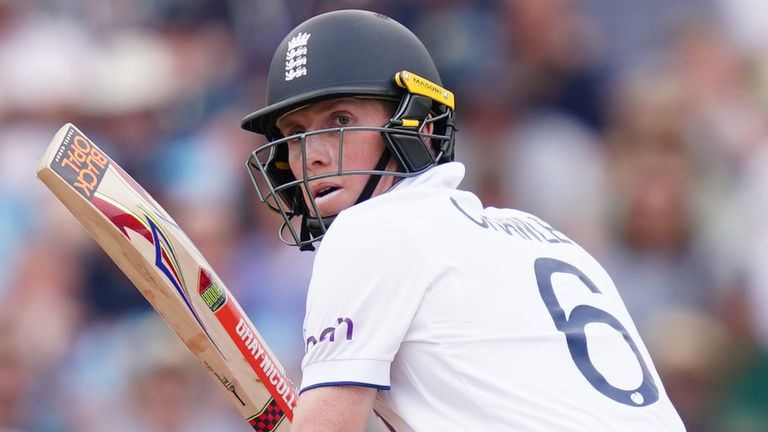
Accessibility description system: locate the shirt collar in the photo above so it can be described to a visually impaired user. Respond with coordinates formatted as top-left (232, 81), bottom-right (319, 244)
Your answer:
top-left (391, 161), bottom-right (465, 192)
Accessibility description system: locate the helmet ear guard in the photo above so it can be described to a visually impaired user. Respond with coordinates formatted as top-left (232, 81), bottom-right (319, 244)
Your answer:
top-left (385, 94), bottom-right (434, 172)
top-left (384, 71), bottom-right (457, 173)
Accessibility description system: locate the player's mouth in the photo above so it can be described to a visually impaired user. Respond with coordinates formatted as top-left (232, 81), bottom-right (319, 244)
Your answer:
top-left (313, 185), bottom-right (341, 198)
top-left (306, 182), bottom-right (347, 216)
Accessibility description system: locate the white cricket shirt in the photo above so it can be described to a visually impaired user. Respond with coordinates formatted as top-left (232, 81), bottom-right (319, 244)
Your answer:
top-left (300, 162), bottom-right (685, 431)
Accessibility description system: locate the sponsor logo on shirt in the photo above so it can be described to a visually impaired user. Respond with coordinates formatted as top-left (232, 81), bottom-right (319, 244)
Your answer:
top-left (305, 317), bottom-right (354, 352)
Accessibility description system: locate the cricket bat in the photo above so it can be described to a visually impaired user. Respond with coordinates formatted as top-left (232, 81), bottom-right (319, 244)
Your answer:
top-left (35, 123), bottom-right (297, 431)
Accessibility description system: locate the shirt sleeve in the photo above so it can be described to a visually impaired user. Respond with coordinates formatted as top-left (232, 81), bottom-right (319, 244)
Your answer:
top-left (299, 211), bottom-right (430, 392)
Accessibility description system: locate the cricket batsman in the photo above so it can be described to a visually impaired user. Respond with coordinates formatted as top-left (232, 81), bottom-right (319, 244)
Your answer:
top-left (241, 9), bottom-right (686, 432)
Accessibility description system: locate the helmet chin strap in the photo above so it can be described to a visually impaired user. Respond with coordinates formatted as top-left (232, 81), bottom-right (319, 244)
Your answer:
top-left (355, 149), bottom-right (392, 205)
top-left (299, 215), bottom-right (334, 251)
top-left (298, 149), bottom-right (391, 251)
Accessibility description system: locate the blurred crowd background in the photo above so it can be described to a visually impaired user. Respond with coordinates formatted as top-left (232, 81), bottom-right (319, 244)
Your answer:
top-left (1, 0), bottom-right (767, 430)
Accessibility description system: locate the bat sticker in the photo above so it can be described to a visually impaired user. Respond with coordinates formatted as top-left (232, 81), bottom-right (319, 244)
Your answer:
top-left (52, 126), bottom-right (109, 199)
top-left (248, 398), bottom-right (285, 432)
top-left (91, 193), bottom-right (223, 356)
top-left (199, 268), bottom-right (227, 312)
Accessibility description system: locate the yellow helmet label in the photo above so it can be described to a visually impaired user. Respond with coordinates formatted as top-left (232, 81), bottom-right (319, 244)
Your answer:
top-left (394, 71), bottom-right (455, 110)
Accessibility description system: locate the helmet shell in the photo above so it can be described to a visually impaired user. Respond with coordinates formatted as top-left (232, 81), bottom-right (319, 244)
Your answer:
top-left (241, 9), bottom-right (443, 136)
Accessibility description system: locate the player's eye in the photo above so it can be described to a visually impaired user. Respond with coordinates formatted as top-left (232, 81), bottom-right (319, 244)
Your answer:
top-left (335, 114), bottom-right (351, 127)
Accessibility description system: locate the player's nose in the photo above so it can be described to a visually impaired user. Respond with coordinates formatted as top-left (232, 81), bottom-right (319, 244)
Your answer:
top-left (303, 132), bottom-right (335, 170)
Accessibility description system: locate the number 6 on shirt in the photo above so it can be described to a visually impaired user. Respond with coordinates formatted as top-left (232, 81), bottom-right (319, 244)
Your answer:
top-left (535, 257), bottom-right (660, 407)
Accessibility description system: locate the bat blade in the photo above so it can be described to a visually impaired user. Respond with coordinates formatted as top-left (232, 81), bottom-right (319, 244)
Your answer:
top-left (36, 123), bottom-right (297, 431)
